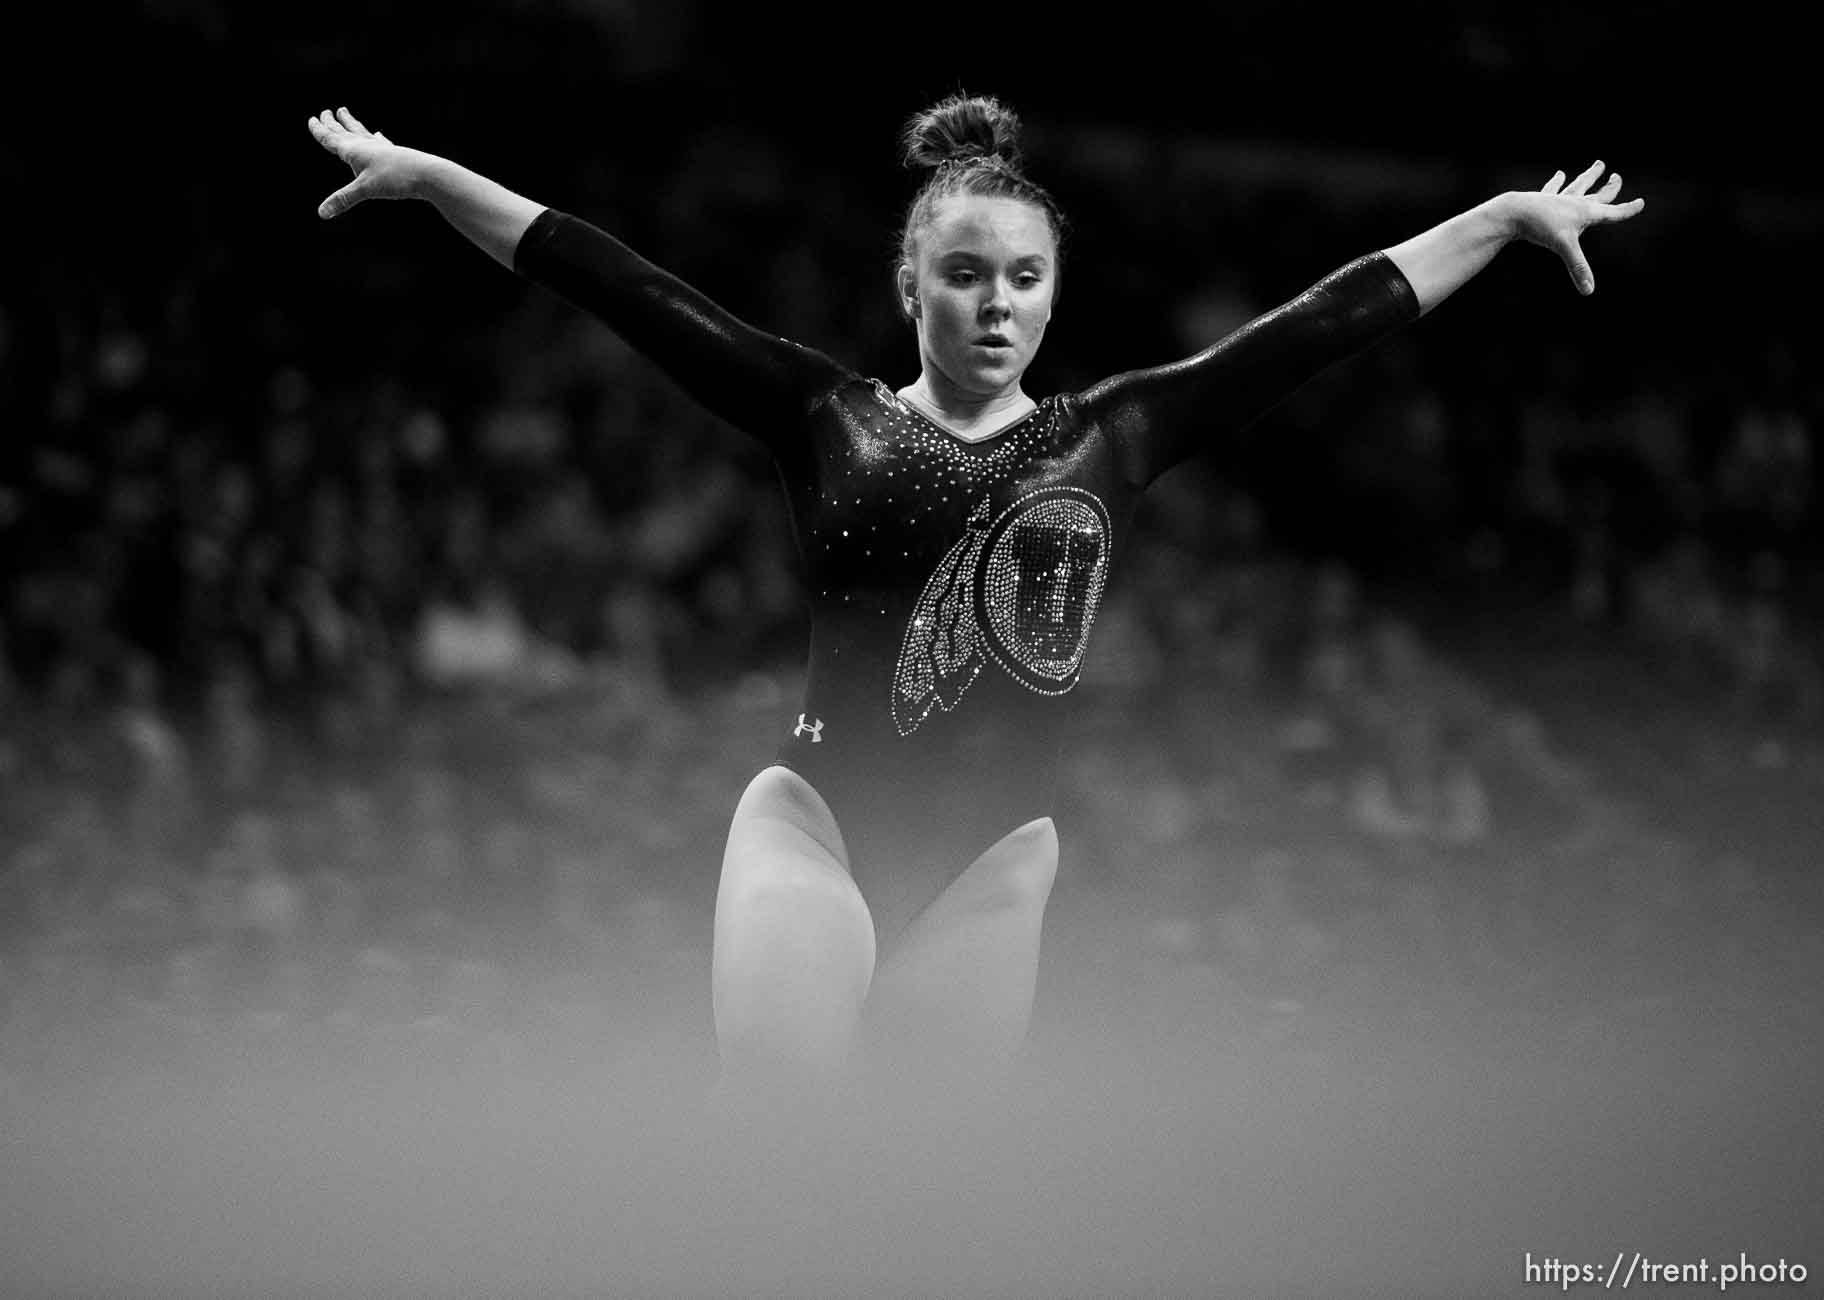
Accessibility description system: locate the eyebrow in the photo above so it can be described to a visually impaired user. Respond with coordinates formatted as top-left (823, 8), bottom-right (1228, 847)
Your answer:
top-left (938, 250), bottom-right (1051, 268)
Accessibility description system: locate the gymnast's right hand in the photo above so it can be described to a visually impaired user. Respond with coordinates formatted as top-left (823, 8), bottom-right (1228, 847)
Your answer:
top-left (307, 107), bottom-right (429, 219)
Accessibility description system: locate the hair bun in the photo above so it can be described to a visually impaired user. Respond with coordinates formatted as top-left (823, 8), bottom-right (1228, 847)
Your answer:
top-left (900, 93), bottom-right (1024, 172)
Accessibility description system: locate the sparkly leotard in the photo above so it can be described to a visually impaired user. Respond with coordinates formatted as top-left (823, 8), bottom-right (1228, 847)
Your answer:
top-left (515, 207), bottom-right (1418, 932)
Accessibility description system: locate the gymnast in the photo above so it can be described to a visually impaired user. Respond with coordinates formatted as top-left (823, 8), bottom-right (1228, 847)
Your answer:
top-left (308, 93), bottom-right (1641, 1107)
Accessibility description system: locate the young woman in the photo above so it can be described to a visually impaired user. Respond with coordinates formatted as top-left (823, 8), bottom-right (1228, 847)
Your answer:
top-left (308, 96), bottom-right (1642, 1103)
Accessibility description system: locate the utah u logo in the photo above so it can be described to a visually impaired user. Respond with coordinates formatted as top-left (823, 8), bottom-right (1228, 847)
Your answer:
top-left (792, 713), bottom-right (824, 742)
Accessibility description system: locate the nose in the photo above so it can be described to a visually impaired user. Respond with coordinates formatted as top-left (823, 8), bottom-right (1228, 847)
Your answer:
top-left (981, 276), bottom-right (1012, 321)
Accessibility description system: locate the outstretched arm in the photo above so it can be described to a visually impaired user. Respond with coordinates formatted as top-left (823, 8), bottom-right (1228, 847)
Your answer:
top-left (1384, 160), bottom-right (1645, 312)
top-left (1085, 161), bottom-right (1645, 487)
top-left (306, 107), bottom-right (850, 454)
top-left (1081, 252), bottom-right (1419, 488)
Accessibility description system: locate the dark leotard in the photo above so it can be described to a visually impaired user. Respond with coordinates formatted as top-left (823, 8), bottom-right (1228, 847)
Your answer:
top-left (515, 207), bottom-right (1418, 932)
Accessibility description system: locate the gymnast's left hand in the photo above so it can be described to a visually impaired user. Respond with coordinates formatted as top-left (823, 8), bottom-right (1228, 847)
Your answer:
top-left (1503, 161), bottom-right (1646, 296)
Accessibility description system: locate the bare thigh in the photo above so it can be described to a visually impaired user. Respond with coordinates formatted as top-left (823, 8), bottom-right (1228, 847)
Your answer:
top-left (711, 766), bottom-right (878, 1069)
top-left (862, 815), bottom-right (1059, 1087)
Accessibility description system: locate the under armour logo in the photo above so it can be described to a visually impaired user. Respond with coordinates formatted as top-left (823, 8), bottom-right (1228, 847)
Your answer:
top-left (792, 713), bottom-right (824, 742)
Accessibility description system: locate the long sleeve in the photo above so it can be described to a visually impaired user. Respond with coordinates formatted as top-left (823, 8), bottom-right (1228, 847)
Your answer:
top-left (513, 208), bottom-right (853, 461)
top-left (1079, 252), bottom-right (1420, 488)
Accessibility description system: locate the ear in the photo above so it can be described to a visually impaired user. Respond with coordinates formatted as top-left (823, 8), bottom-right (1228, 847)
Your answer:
top-left (895, 263), bottom-right (919, 320)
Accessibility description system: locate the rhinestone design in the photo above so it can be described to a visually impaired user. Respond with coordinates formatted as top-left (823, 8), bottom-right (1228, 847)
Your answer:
top-left (892, 484), bottom-right (1112, 734)
top-left (891, 496), bottom-right (992, 737)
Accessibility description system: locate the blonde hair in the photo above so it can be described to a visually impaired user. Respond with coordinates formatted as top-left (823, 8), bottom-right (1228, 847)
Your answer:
top-left (895, 93), bottom-right (1068, 319)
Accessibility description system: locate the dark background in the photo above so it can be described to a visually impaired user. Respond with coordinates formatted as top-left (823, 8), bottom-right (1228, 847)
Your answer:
top-left (2, 5), bottom-right (1820, 1297)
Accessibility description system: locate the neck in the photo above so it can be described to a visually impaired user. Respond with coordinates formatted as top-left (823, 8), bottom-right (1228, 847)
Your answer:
top-left (904, 372), bottom-right (1030, 426)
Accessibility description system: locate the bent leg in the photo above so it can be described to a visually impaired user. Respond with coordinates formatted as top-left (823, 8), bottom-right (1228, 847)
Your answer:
top-left (710, 766), bottom-right (877, 1105)
top-left (861, 816), bottom-right (1059, 1095)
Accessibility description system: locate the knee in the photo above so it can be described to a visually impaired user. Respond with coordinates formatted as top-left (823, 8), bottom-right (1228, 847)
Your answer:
top-left (973, 816), bottom-right (1059, 909)
top-left (1010, 813), bottom-right (1058, 861)
top-left (1011, 816), bottom-right (1060, 900)
top-left (731, 766), bottom-right (847, 865)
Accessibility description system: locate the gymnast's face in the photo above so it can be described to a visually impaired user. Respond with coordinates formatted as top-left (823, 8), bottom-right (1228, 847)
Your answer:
top-left (900, 194), bottom-right (1056, 401)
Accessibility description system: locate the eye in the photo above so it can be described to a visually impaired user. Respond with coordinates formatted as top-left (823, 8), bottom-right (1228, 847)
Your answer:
top-left (946, 270), bottom-right (978, 286)
top-left (1015, 272), bottom-right (1042, 289)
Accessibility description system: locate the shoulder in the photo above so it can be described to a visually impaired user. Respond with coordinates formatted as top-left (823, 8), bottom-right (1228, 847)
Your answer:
top-left (827, 373), bottom-right (892, 409)
top-left (778, 355), bottom-right (866, 417)
top-left (823, 375), bottom-right (914, 417)
top-left (1052, 375), bottom-right (1133, 424)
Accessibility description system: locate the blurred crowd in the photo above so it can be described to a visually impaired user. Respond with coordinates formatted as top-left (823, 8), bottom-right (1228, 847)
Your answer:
top-left (4, 116), bottom-right (1822, 1082)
